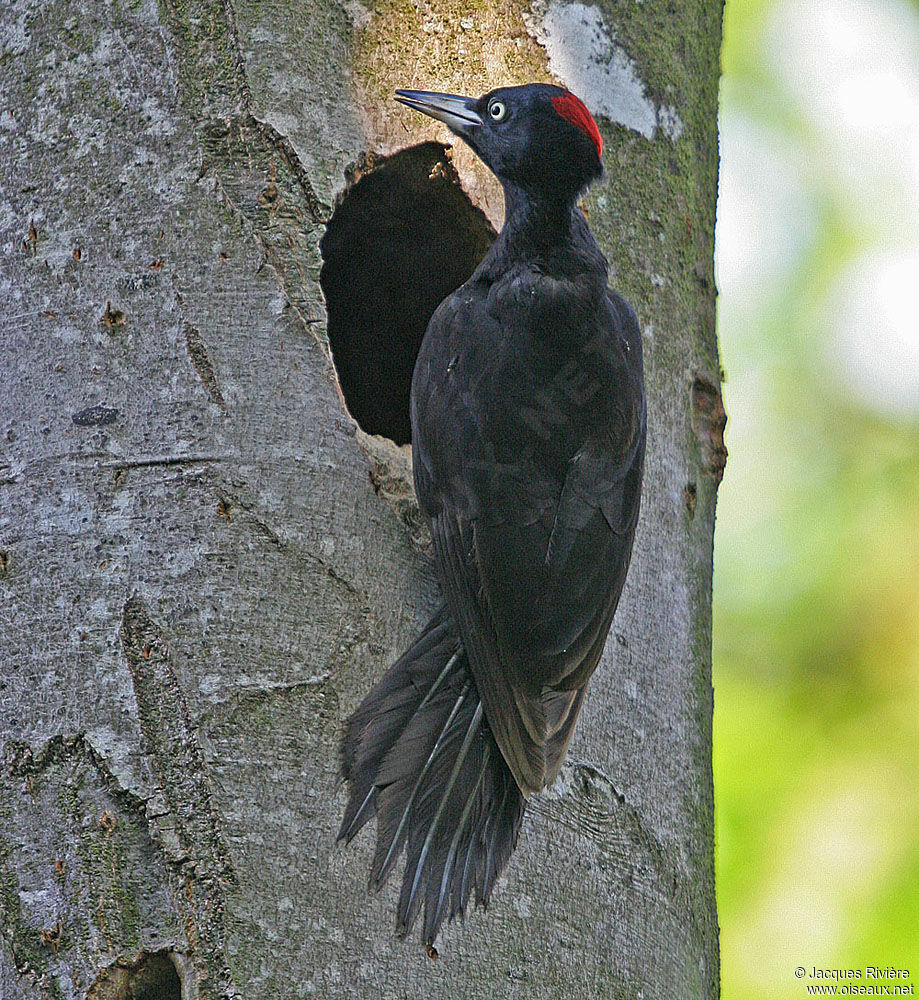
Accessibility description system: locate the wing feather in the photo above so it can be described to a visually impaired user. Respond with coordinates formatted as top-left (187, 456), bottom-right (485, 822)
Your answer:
top-left (412, 277), bottom-right (645, 796)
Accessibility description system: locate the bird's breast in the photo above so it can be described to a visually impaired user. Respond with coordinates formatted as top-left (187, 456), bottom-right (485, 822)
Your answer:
top-left (412, 274), bottom-right (638, 496)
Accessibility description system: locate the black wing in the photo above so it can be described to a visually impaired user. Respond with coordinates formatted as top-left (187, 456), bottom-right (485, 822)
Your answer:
top-left (411, 278), bottom-right (645, 795)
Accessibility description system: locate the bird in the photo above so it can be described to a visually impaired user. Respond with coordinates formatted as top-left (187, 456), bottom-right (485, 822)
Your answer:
top-left (338, 83), bottom-right (646, 948)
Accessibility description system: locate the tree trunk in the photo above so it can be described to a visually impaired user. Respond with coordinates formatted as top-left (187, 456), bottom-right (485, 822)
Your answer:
top-left (0, 0), bottom-right (724, 997)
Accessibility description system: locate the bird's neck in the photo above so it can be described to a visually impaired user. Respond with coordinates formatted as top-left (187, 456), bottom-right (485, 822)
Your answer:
top-left (485, 183), bottom-right (607, 277)
top-left (506, 183), bottom-right (572, 243)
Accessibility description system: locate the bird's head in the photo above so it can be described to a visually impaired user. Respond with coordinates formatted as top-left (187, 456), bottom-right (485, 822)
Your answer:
top-left (396, 83), bottom-right (604, 202)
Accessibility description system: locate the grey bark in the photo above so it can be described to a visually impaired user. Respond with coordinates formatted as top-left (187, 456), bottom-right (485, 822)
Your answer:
top-left (0, 0), bottom-right (724, 997)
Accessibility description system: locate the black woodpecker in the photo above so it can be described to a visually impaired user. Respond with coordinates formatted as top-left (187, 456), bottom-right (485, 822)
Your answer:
top-left (339, 83), bottom-right (646, 947)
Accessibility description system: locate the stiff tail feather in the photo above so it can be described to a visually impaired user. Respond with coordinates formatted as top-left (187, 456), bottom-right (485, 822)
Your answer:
top-left (339, 606), bottom-right (526, 945)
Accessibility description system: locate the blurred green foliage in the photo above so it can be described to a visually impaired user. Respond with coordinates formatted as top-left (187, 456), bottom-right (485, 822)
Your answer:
top-left (715, 0), bottom-right (919, 995)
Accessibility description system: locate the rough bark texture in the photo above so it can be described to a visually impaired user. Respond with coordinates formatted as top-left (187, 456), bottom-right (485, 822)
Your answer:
top-left (0, 0), bottom-right (723, 997)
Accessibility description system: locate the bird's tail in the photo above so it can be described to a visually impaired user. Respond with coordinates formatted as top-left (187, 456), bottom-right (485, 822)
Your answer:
top-left (339, 606), bottom-right (526, 945)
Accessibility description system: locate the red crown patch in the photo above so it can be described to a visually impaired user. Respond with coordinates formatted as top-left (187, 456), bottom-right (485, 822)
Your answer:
top-left (550, 92), bottom-right (603, 160)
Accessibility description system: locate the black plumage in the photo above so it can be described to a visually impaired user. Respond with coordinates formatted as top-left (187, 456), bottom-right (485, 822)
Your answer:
top-left (339, 83), bottom-right (646, 945)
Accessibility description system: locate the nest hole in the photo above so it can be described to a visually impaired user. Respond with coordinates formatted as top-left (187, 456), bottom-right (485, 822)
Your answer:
top-left (87, 950), bottom-right (183, 1000)
top-left (319, 142), bottom-right (496, 445)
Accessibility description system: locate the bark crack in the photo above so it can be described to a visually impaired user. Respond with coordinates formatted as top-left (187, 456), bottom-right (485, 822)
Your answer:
top-left (218, 0), bottom-right (253, 112)
top-left (199, 114), bottom-right (329, 341)
top-left (120, 596), bottom-right (240, 1000)
top-left (2, 735), bottom-right (148, 817)
top-left (533, 760), bottom-right (691, 919)
top-left (184, 323), bottom-right (226, 407)
top-left (159, 0), bottom-right (330, 345)
top-left (0, 734), bottom-right (172, 997)
top-left (249, 115), bottom-right (329, 224)
top-left (691, 374), bottom-right (728, 485)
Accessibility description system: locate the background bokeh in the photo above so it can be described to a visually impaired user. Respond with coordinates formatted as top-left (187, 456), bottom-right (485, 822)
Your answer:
top-left (714, 0), bottom-right (919, 994)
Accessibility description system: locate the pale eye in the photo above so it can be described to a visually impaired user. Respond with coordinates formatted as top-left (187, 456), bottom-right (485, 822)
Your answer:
top-left (488, 100), bottom-right (507, 122)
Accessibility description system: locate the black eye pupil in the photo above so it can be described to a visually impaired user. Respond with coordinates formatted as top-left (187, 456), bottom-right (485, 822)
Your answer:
top-left (490, 103), bottom-right (503, 119)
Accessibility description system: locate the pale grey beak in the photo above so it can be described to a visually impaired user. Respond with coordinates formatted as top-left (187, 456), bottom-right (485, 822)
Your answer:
top-left (394, 90), bottom-right (484, 132)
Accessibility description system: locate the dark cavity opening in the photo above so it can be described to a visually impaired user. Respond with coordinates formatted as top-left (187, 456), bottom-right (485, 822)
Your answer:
top-left (88, 950), bottom-right (183, 1000)
top-left (320, 142), bottom-right (496, 445)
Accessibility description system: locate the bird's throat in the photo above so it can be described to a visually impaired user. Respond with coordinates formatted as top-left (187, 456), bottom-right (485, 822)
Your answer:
top-left (484, 182), bottom-right (607, 287)
top-left (500, 183), bottom-right (576, 257)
